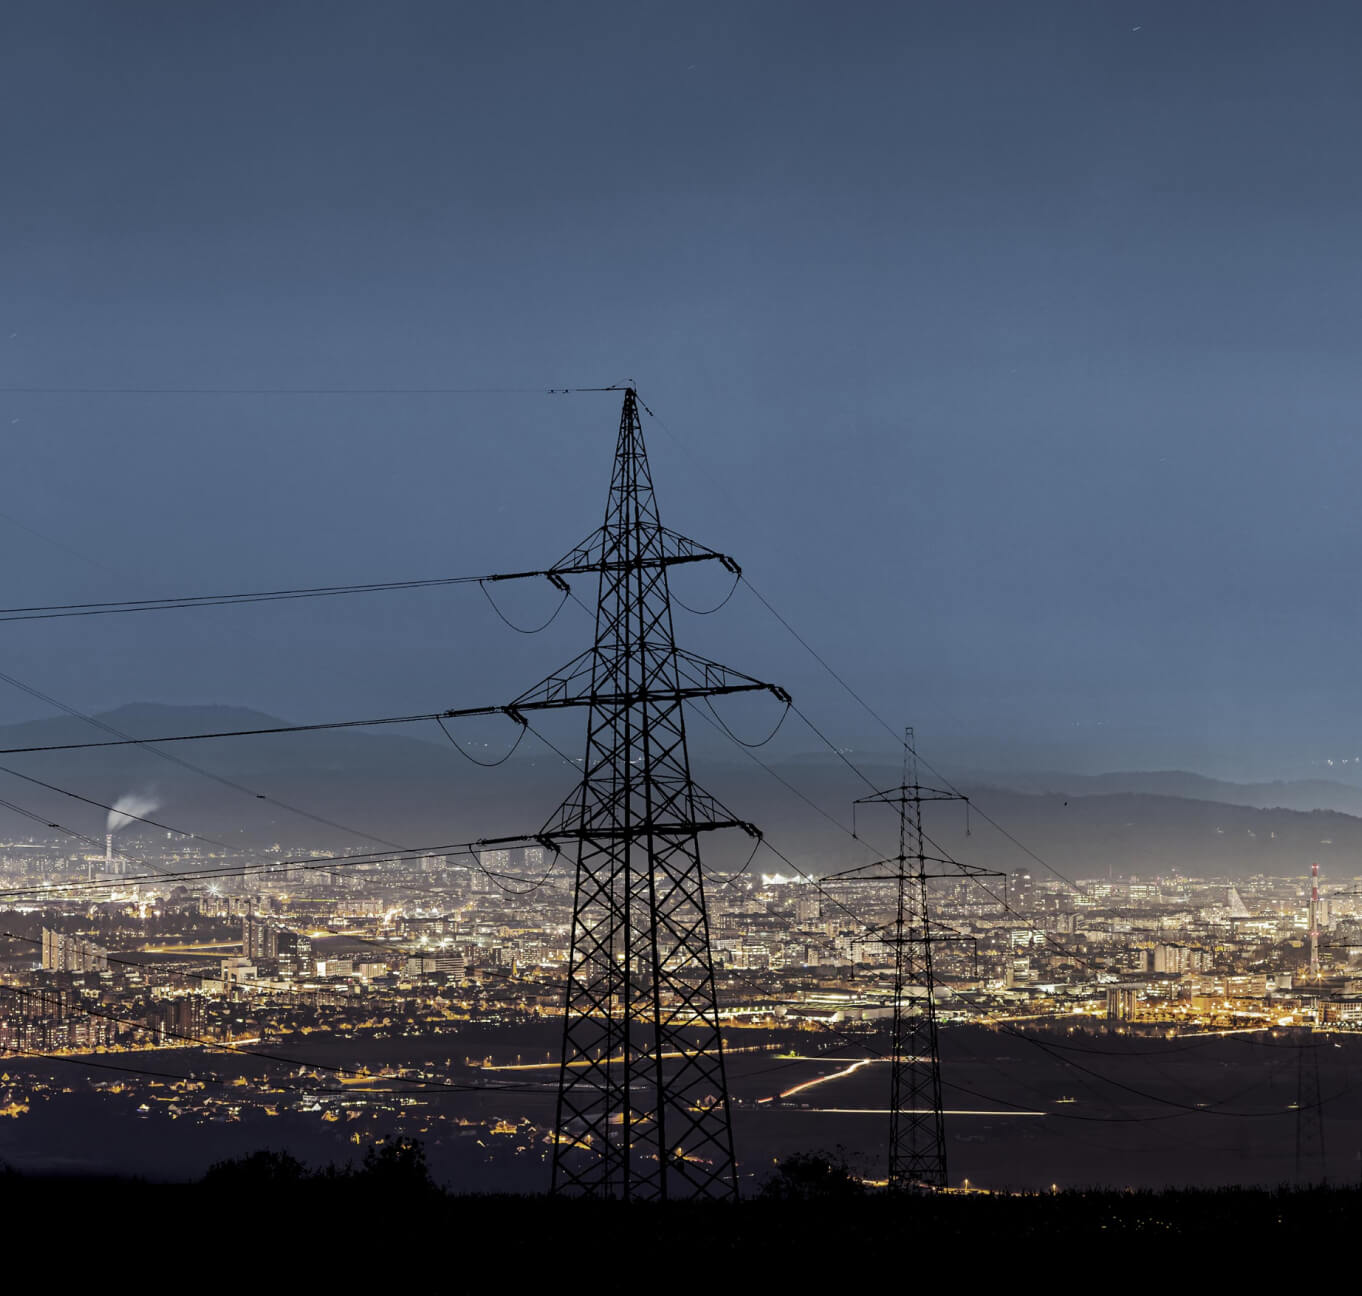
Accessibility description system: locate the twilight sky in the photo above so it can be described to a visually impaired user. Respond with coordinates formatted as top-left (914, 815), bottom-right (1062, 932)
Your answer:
top-left (2, 0), bottom-right (1361, 782)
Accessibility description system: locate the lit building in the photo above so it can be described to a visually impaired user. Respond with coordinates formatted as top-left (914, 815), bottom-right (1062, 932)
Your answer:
top-left (242, 916), bottom-right (279, 961)
top-left (40, 927), bottom-right (108, 973)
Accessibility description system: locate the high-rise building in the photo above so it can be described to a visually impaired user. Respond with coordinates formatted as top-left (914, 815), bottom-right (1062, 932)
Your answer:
top-left (40, 927), bottom-right (108, 973)
top-left (276, 928), bottom-right (310, 964)
top-left (242, 916), bottom-right (279, 961)
top-left (1107, 986), bottom-right (1137, 1021)
top-left (1153, 943), bottom-right (1185, 974)
top-left (156, 995), bottom-right (206, 1041)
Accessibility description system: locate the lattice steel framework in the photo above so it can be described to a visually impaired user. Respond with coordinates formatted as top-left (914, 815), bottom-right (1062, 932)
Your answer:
top-left (516, 388), bottom-right (783, 1199)
top-left (1295, 1023), bottom-right (1326, 1186)
top-left (845, 731), bottom-right (994, 1191)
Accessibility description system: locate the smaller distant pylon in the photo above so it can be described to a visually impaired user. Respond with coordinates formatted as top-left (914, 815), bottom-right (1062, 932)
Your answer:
top-left (835, 728), bottom-right (1000, 1192)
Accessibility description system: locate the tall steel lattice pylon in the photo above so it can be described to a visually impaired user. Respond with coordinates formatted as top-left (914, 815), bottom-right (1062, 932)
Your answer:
top-left (1295, 1024), bottom-right (1326, 1186)
top-left (521, 388), bottom-right (785, 1200)
top-left (843, 729), bottom-right (996, 1191)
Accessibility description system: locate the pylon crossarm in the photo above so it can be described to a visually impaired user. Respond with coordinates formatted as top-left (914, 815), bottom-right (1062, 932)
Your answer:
top-left (519, 681), bottom-right (774, 711)
top-left (824, 855), bottom-right (965, 881)
top-left (851, 917), bottom-right (970, 943)
top-left (508, 646), bottom-right (780, 711)
top-left (539, 821), bottom-right (755, 843)
top-left (855, 784), bottom-right (962, 807)
top-left (548, 524), bottom-right (738, 579)
top-left (506, 649), bottom-right (597, 708)
top-left (673, 647), bottom-right (788, 701)
top-left (528, 778), bottom-right (758, 843)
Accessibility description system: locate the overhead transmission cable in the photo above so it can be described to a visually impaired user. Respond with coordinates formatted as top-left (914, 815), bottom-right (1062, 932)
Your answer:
top-left (0, 384), bottom-right (627, 395)
top-left (0, 666), bottom-right (407, 851)
top-left (0, 833), bottom-right (557, 902)
top-left (0, 564), bottom-right (575, 624)
top-left (576, 558), bottom-right (1206, 1115)
top-left (697, 687), bottom-right (1292, 1116)
top-left (746, 574), bottom-right (1093, 897)
top-left (0, 699), bottom-right (505, 755)
top-left (0, 975), bottom-right (550, 1097)
top-left (0, 762), bottom-right (224, 846)
top-left (633, 394), bottom-right (1093, 901)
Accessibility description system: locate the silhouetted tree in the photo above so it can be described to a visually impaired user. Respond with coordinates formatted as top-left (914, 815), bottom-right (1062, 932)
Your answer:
top-left (202, 1148), bottom-right (309, 1188)
top-left (758, 1151), bottom-right (864, 1201)
top-left (357, 1138), bottom-right (438, 1195)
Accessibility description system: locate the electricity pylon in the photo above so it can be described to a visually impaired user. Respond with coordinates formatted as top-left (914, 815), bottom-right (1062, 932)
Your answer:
top-left (1295, 1025), bottom-right (1326, 1186)
top-left (514, 387), bottom-right (785, 1199)
top-left (840, 730), bottom-right (996, 1191)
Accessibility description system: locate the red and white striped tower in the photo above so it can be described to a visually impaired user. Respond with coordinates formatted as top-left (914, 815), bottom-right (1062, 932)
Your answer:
top-left (1309, 861), bottom-right (1320, 982)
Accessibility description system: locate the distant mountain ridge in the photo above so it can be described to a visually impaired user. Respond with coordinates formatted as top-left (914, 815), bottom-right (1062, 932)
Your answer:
top-left (0, 703), bottom-right (1357, 880)
top-left (955, 768), bottom-right (1362, 817)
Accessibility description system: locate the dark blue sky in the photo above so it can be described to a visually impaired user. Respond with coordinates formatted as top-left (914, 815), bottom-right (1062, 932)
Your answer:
top-left (2, 0), bottom-right (1361, 780)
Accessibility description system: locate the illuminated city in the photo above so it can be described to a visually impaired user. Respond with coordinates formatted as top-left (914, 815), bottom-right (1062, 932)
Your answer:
top-left (2, 827), bottom-right (1360, 1190)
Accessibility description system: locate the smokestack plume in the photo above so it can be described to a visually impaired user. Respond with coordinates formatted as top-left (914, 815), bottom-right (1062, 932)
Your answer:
top-left (107, 793), bottom-right (160, 836)
top-left (106, 793), bottom-right (160, 877)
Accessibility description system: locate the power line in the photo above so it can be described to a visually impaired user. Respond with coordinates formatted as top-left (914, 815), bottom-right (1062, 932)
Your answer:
top-left (0, 837), bottom-right (527, 901)
top-left (435, 715), bottom-right (528, 768)
top-left (739, 578), bottom-right (1091, 898)
top-left (702, 730), bottom-right (1126, 1143)
top-left (647, 391), bottom-right (1098, 906)
top-left (0, 762), bottom-right (224, 847)
top-left (0, 705), bottom-right (495, 754)
top-left (0, 979), bottom-right (548, 1096)
top-left (641, 397), bottom-right (1090, 903)
top-left (730, 735), bottom-right (1144, 1127)
top-left (1, 921), bottom-right (557, 1012)
top-left (0, 794), bottom-right (104, 848)
top-left (685, 699), bottom-right (871, 845)
top-left (2, 1041), bottom-right (258, 1088)
top-left (986, 1016), bottom-right (1332, 1121)
top-left (697, 692), bottom-right (1097, 992)
top-left (0, 384), bottom-right (626, 395)
top-left (0, 667), bottom-right (408, 851)
top-left (0, 568), bottom-right (568, 624)
top-left (477, 581), bottom-right (570, 634)
top-left (737, 961), bottom-right (1336, 1127)
top-left (692, 687), bottom-right (1293, 1122)
top-left (782, 696), bottom-right (1099, 924)
top-left (0, 786), bottom-right (194, 884)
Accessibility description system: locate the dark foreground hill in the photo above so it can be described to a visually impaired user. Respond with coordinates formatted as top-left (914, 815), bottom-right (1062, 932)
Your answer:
top-left (0, 1146), bottom-right (1353, 1271)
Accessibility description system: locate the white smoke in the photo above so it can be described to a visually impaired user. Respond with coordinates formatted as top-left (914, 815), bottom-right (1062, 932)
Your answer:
top-left (107, 793), bottom-right (160, 835)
